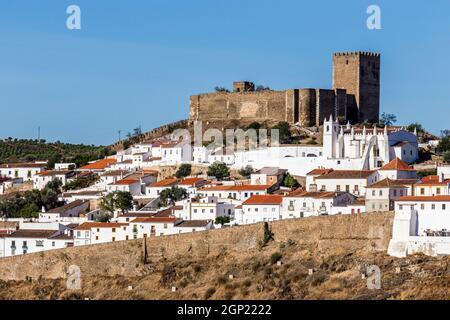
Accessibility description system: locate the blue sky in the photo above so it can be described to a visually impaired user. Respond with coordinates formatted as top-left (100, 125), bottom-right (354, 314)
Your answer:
top-left (0, 0), bottom-right (449, 145)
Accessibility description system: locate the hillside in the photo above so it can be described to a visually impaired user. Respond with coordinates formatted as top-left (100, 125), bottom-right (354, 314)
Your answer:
top-left (0, 139), bottom-right (115, 167)
top-left (0, 212), bottom-right (448, 300)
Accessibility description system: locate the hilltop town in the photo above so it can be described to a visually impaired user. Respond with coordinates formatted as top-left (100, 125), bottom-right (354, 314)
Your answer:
top-left (0, 51), bottom-right (449, 292)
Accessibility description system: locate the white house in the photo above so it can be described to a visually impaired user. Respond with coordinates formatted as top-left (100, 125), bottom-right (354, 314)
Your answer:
top-left (39, 200), bottom-right (90, 222)
top-left (107, 178), bottom-right (142, 196)
top-left (198, 184), bottom-right (272, 202)
top-left (237, 194), bottom-right (283, 225)
top-left (413, 175), bottom-right (450, 197)
top-left (146, 178), bottom-right (179, 198)
top-left (176, 196), bottom-right (234, 221)
top-left (377, 158), bottom-right (418, 180)
top-left (0, 177), bottom-right (23, 195)
top-left (129, 217), bottom-right (181, 238)
top-left (33, 170), bottom-right (76, 190)
top-left (0, 162), bottom-right (46, 181)
top-left (388, 195), bottom-right (450, 257)
top-left (160, 141), bottom-right (192, 163)
top-left (309, 169), bottom-right (379, 196)
top-left (281, 189), bottom-right (356, 218)
top-left (250, 167), bottom-right (287, 187)
top-left (365, 178), bottom-right (418, 212)
top-left (178, 177), bottom-right (209, 197)
top-left (73, 222), bottom-right (130, 246)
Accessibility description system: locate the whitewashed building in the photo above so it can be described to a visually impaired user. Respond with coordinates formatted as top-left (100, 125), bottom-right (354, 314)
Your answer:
top-left (388, 196), bottom-right (450, 257)
top-left (237, 195), bottom-right (283, 225)
top-left (0, 162), bottom-right (46, 181)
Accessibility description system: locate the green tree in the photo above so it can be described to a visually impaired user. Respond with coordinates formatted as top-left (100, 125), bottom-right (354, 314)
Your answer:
top-left (115, 191), bottom-right (134, 213)
top-left (158, 186), bottom-right (188, 207)
top-left (175, 163), bottom-right (192, 179)
top-left (246, 122), bottom-right (262, 130)
top-left (283, 173), bottom-right (300, 189)
top-left (207, 162), bottom-right (230, 180)
top-left (99, 193), bottom-right (116, 215)
top-left (406, 122), bottom-right (425, 134)
top-left (438, 136), bottom-right (450, 153)
top-left (272, 122), bottom-right (291, 143)
top-left (215, 216), bottom-right (230, 226)
top-left (99, 191), bottom-right (133, 214)
top-left (443, 151), bottom-right (450, 163)
top-left (238, 165), bottom-right (254, 178)
top-left (379, 113), bottom-right (397, 126)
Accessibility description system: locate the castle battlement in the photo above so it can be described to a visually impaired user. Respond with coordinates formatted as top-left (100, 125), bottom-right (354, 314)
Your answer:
top-left (333, 51), bottom-right (381, 57)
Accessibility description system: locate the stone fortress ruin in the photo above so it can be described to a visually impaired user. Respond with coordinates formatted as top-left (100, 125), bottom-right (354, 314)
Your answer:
top-left (189, 51), bottom-right (380, 127)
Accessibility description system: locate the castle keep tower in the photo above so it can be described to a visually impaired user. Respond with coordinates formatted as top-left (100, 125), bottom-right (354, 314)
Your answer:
top-left (332, 52), bottom-right (380, 123)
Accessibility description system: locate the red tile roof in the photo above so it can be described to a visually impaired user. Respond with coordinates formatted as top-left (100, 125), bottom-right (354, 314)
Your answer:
top-left (379, 158), bottom-right (415, 171)
top-left (80, 158), bottom-right (117, 170)
top-left (306, 168), bottom-right (334, 176)
top-left (397, 196), bottom-right (450, 202)
top-left (149, 178), bottom-right (178, 187)
top-left (366, 178), bottom-right (418, 188)
top-left (74, 222), bottom-right (128, 230)
top-left (201, 185), bottom-right (271, 192)
top-left (416, 175), bottom-right (450, 186)
top-left (285, 190), bottom-right (338, 199)
top-left (315, 170), bottom-right (376, 179)
top-left (243, 194), bottom-right (283, 205)
top-left (179, 178), bottom-right (206, 186)
top-left (130, 217), bottom-right (178, 223)
top-left (111, 179), bottom-right (140, 185)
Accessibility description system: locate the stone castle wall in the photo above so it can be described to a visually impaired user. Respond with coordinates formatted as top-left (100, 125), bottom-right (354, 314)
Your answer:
top-left (190, 52), bottom-right (380, 126)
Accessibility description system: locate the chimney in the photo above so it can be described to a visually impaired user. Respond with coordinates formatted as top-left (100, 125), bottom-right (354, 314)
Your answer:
top-left (41, 206), bottom-right (46, 213)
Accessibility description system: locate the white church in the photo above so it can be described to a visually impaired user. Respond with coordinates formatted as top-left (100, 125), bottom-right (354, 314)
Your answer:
top-left (232, 116), bottom-right (419, 176)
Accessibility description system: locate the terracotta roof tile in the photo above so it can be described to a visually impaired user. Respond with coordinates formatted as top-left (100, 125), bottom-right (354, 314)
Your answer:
top-left (379, 158), bottom-right (415, 171)
top-left (80, 158), bottom-right (117, 170)
top-left (315, 170), bottom-right (376, 179)
top-left (149, 178), bottom-right (178, 187)
top-left (243, 195), bottom-right (283, 205)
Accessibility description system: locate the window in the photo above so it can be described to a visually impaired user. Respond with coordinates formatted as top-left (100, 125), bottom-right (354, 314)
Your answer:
top-left (193, 209), bottom-right (197, 213)
top-left (112, 228), bottom-right (116, 233)
top-left (400, 190), bottom-right (404, 196)
top-left (95, 236), bottom-right (99, 241)
top-left (372, 190), bottom-right (375, 196)
top-left (112, 237), bottom-right (116, 242)
top-left (420, 204), bottom-right (425, 210)
top-left (345, 185), bottom-right (350, 193)
top-left (164, 224), bottom-right (168, 229)
top-left (442, 204), bottom-right (446, 210)
top-left (336, 185), bottom-right (341, 192)
top-left (420, 188), bottom-right (425, 195)
top-left (379, 190), bottom-right (383, 196)
top-left (97, 228), bottom-right (100, 232)
top-left (354, 185), bottom-right (359, 192)
top-left (126, 236), bottom-right (129, 240)
top-left (77, 231), bottom-right (81, 237)
top-left (210, 209), bottom-right (213, 213)
top-left (255, 208), bottom-right (258, 212)
top-left (393, 190), bottom-right (397, 197)
top-left (321, 185), bottom-right (326, 191)
top-left (432, 204), bottom-right (435, 210)
top-left (36, 240), bottom-right (44, 247)
top-left (436, 188), bottom-right (441, 195)
top-left (399, 205), bottom-right (403, 210)
top-left (52, 242), bottom-right (55, 247)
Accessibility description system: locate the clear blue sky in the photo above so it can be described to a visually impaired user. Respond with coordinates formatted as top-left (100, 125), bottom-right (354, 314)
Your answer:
top-left (1, 0), bottom-right (449, 145)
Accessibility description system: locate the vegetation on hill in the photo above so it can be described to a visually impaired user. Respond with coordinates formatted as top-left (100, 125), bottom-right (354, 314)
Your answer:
top-left (0, 138), bottom-right (115, 168)
top-left (0, 179), bottom-right (63, 218)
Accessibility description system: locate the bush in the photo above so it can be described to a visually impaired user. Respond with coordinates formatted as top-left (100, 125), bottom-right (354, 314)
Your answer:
top-left (204, 287), bottom-right (216, 299)
top-left (175, 164), bottom-right (192, 179)
top-left (270, 252), bottom-right (282, 264)
top-left (207, 162), bottom-right (230, 180)
top-left (444, 151), bottom-right (450, 163)
top-left (238, 165), bottom-right (254, 178)
top-left (251, 258), bottom-right (261, 273)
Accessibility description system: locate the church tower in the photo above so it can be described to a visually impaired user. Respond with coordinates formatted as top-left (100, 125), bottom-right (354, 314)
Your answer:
top-left (323, 115), bottom-right (339, 158)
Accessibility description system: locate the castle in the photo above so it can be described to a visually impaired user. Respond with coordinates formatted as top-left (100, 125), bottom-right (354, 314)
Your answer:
top-left (189, 51), bottom-right (380, 126)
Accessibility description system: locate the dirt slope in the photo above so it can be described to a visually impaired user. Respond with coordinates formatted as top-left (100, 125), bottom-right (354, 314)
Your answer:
top-left (0, 212), bottom-right (448, 300)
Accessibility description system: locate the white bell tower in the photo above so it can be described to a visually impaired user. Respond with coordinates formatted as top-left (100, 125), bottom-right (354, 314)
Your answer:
top-left (323, 115), bottom-right (339, 158)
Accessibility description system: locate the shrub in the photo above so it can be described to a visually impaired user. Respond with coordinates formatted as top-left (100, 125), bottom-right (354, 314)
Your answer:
top-left (204, 287), bottom-right (216, 299)
top-left (270, 252), bottom-right (282, 264)
top-left (252, 258), bottom-right (261, 273)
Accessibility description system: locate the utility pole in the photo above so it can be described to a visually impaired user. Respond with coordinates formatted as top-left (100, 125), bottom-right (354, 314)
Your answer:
top-left (38, 126), bottom-right (40, 141)
top-left (118, 130), bottom-right (122, 142)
